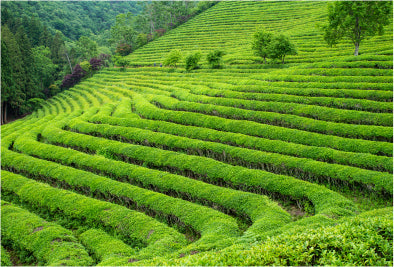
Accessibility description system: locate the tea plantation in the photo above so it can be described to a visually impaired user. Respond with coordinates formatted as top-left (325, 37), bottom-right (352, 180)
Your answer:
top-left (1, 1), bottom-right (393, 266)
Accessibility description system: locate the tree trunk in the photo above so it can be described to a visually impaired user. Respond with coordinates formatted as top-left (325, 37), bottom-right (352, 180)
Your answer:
top-left (65, 51), bottom-right (73, 72)
top-left (282, 56), bottom-right (285, 64)
top-left (354, 42), bottom-right (359, 56)
top-left (2, 102), bottom-right (8, 124)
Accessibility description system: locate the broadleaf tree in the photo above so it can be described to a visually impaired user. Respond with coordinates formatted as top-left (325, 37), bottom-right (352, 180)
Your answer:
top-left (267, 34), bottom-right (297, 64)
top-left (323, 1), bottom-right (392, 56)
top-left (251, 28), bottom-right (272, 64)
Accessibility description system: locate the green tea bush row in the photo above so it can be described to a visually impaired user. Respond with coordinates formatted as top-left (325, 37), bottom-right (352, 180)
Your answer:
top-left (90, 115), bottom-right (392, 172)
top-left (282, 67), bottom-right (392, 76)
top-left (12, 126), bottom-right (292, 242)
top-left (131, 82), bottom-right (392, 126)
top-left (131, 208), bottom-right (393, 266)
top-left (111, 97), bottom-right (139, 119)
top-left (1, 167), bottom-right (187, 257)
top-left (98, 71), bottom-right (392, 111)
top-left (69, 119), bottom-right (393, 191)
top-left (146, 93), bottom-right (393, 141)
top-left (79, 228), bottom-right (135, 263)
top-left (9, 135), bottom-right (243, 248)
top-left (39, 124), bottom-right (357, 219)
top-left (303, 60), bottom-right (393, 69)
top-left (187, 84), bottom-right (393, 110)
top-left (250, 79), bottom-right (393, 91)
top-left (1, 198), bottom-right (94, 266)
top-left (257, 72), bottom-right (393, 83)
top-left (0, 246), bottom-right (12, 266)
top-left (130, 93), bottom-right (392, 155)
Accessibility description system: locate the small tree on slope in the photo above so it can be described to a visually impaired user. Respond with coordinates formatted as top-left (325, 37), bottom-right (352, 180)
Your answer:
top-left (268, 34), bottom-right (297, 64)
top-left (251, 29), bottom-right (272, 64)
top-left (323, 1), bottom-right (392, 56)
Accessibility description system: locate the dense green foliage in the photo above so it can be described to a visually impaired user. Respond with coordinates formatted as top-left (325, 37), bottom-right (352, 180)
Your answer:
top-left (323, 1), bottom-right (392, 56)
top-left (1, 1), bottom-right (392, 266)
top-left (1, 2), bottom-right (140, 41)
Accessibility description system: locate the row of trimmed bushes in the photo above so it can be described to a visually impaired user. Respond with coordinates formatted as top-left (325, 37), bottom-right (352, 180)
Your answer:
top-left (126, 208), bottom-right (393, 266)
top-left (121, 80), bottom-right (392, 126)
top-left (303, 60), bottom-right (393, 69)
top-left (129, 92), bottom-right (392, 156)
top-left (79, 228), bottom-right (135, 263)
top-left (89, 114), bottom-right (392, 172)
top-left (145, 93), bottom-right (392, 141)
top-left (280, 67), bottom-right (393, 77)
top-left (254, 73), bottom-right (393, 85)
top-left (69, 119), bottom-right (393, 191)
top-left (38, 123), bottom-right (357, 219)
top-left (1, 167), bottom-right (187, 258)
top-left (96, 70), bottom-right (394, 104)
top-left (9, 135), bottom-right (244, 249)
top-left (11, 125), bottom-right (292, 243)
top-left (1, 197), bottom-right (93, 266)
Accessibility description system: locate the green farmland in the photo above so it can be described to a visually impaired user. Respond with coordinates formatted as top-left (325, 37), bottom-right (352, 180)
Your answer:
top-left (1, 1), bottom-right (393, 266)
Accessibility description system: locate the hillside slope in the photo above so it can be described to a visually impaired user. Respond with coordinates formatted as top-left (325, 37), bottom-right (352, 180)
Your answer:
top-left (1, 1), bottom-right (392, 266)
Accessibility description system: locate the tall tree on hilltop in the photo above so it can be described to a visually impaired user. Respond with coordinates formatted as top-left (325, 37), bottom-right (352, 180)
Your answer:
top-left (323, 1), bottom-right (392, 56)
top-left (51, 31), bottom-right (65, 64)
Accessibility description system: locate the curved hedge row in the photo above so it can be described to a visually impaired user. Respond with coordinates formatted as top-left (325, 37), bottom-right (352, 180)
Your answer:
top-left (79, 228), bottom-right (135, 263)
top-left (8, 136), bottom-right (243, 247)
top-left (1, 197), bottom-right (93, 266)
top-left (89, 115), bottom-right (392, 172)
top-left (39, 123), bottom-right (357, 218)
top-left (145, 93), bottom-right (392, 141)
top-left (69, 119), bottom-right (393, 192)
top-left (10, 124), bottom-right (293, 242)
top-left (104, 76), bottom-right (392, 125)
top-left (1, 168), bottom-right (187, 258)
top-left (130, 92), bottom-right (392, 156)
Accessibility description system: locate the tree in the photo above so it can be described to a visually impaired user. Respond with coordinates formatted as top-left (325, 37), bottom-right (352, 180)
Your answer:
top-left (115, 43), bottom-right (132, 56)
top-left (75, 36), bottom-right (98, 61)
top-left (185, 52), bottom-right (201, 71)
top-left (1, 26), bottom-right (26, 120)
top-left (267, 34), bottom-right (297, 64)
top-left (114, 56), bottom-right (130, 70)
top-left (136, 33), bottom-right (148, 48)
top-left (207, 50), bottom-right (225, 69)
top-left (251, 29), bottom-right (272, 64)
top-left (323, 1), bottom-right (392, 56)
top-left (110, 12), bottom-right (137, 47)
top-left (32, 46), bottom-right (58, 92)
top-left (163, 49), bottom-right (182, 68)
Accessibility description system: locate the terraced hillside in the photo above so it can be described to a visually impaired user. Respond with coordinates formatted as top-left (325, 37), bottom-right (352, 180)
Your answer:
top-left (1, 1), bottom-right (393, 266)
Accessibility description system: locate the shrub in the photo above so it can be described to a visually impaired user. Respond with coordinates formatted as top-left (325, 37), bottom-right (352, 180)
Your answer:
top-left (207, 50), bottom-right (225, 69)
top-left (268, 34), bottom-right (297, 64)
top-left (185, 52), bottom-right (202, 71)
top-left (114, 56), bottom-right (130, 70)
top-left (163, 49), bottom-right (182, 68)
top-left (115, 43), bottom-right (132, 56)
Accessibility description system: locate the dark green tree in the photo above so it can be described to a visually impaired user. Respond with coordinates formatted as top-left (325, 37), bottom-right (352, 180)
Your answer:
top-left (32, 46), bottom-right (58, 91)
top-left (251, 28), bottom-right (272, 64)
top-left (267, 34), bottom-right (297, 64)
top-left (185, 52), bottom-right (201, 71)
top-left (163, 49), bottom-right (182, 68)
top-left (16, 26), bottom-right (39, 99)
top-left (39, 26), bottom-right (53, 48)
top-left (1, 26), bottom-right (26, 119)
top-left (206, 50), bottom-right (225, 69)
top-left (75, 36), bottom-right (98, 61)
top-left (323, 1), bottom-right (392, 56)
top-left (51, 31), bottom-right (65, 64)
top-left (1, 40), bottom-right (14, 124)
